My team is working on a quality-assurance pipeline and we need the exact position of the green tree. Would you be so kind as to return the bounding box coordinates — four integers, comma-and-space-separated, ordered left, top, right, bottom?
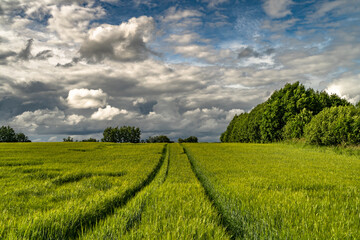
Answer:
304, 106, 359, 145
146, 135, 171, 143
179, 136, 198, 143
16, 133, 30, 142
221, 82, 351, 143
81, 138, 98, 142
63, 136, 74, 142
283, 108, 313, 139
0, 126, 17, 142
102, 126, 141, 143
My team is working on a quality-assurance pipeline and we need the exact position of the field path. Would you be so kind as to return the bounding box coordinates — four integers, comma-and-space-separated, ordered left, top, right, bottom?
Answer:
80, 143, 230, 239
13, 144, 168, 240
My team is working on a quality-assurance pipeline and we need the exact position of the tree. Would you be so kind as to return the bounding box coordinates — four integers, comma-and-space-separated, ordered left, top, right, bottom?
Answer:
102, 126, 141, 143
0, 126, 17, 142
0, 126, 30, 142
283, 108, 313, 139
81, 138, 98, 142
304, 106, 360, 146
146, 135, 171, 143
178, 136, 198, 143
16, 133, 31, 142
356, 101, 360, 108
63, 136, 74, 142
221, 82, 351, 143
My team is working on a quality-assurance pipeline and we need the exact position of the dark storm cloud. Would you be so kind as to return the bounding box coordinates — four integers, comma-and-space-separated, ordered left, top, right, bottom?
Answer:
12, 81, 57, 94
238, 47, 260, 58
35, 50, 53, 60
0, 51, 16, 59
15, 39, 54, 62
138, 100, 157, 115
238, 47, 275, 59
18, 39, 33, 60
0, 80, 65, 122
56, 58, 80, 68
265, 48, 275, 55
0, 51, 16, 64
79, 35, 158, 63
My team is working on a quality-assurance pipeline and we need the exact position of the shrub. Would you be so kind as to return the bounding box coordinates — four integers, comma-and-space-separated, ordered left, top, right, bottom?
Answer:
304, 106, 360, 145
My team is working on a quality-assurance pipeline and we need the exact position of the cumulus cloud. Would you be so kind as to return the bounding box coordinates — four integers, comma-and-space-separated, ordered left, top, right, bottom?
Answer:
79, 16, 156, 62
263, 0, 293, 18
66, 88, 107, 109
48, 4, 105, 43
133, 97, 147, 105
326, 73, 360, 104
11, 108, 85, 132
91, 105, 127, 120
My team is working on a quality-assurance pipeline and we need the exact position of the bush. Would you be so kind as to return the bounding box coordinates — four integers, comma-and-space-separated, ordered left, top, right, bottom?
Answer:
63, 136, 74, 142
146, 135, 171, 143
304, 106, 360, 145
178, 136, 198, 143
81, 138, 98, 142
283, 108, 313, 139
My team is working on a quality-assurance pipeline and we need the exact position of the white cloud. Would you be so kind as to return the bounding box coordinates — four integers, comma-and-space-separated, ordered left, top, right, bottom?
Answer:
80, 16, 155, 62
202, 0, 229, 8
11, 108, 85, 132
166, 33, 201, 45
48, 4, 105, 43
91, 105, 127, 120
67, 88, 107, 109
133, 97, 147, 106
66, 114, 86, 125
162, 7, 203, 22
326, 73, 360, 104
263, 0, 293, 18
312, 0, 345, 18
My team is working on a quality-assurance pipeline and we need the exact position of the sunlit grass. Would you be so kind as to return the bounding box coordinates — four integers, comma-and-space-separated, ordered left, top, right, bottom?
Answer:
0, 142, 165, 239
82, 143, 230, 239
183, 143, 360, 239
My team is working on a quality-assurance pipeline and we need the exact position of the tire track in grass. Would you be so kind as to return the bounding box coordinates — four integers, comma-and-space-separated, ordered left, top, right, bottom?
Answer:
121, 144, 170, 233
79, 144, 171, 239
18, 144, 168, 240
183, 145, 244, 240
119, 143, 230, 239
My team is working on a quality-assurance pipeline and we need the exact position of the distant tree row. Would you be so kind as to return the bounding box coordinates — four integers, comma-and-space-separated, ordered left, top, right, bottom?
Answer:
221, 82, 357, 146
63, 137, 98, 142
178, 136, 198, 143
102, 126, 141, 143
0, 126, 31, 142
146, 135, 171, 143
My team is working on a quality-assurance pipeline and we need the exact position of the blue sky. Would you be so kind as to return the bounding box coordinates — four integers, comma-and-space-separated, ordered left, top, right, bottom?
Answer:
0, 0, 359, 141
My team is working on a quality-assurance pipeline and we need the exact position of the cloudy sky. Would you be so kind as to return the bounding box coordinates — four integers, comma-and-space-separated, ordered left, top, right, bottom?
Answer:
0, 0, 359, 142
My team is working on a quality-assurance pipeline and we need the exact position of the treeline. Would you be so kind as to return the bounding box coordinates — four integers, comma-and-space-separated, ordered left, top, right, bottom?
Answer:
0, 126, 31, 142
221, 82, 359, 146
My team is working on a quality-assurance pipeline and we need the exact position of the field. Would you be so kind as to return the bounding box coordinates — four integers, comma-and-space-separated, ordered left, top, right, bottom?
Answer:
0, 142, 360, 239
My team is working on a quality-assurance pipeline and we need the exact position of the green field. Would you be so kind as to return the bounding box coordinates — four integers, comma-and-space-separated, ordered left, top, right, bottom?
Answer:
1, 143, 360, 239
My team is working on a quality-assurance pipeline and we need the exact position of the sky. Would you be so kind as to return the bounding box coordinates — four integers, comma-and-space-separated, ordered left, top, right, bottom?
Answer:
0, 0, 359, 142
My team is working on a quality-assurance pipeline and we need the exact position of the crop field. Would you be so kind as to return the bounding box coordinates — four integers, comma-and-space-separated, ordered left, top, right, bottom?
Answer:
0, 142, 360, 239
183, 143, 360, 239
0, 143, 165, 239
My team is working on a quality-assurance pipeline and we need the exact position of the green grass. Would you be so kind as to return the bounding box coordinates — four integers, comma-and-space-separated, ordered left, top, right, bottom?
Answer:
183, 143, 360, 239
81, 143, 230, 239
1, 142, 360, 239
0, 142, 166, 239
